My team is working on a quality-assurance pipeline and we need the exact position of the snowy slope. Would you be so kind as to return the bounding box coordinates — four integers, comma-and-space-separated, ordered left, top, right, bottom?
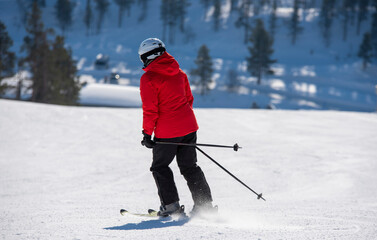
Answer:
79, 83, 141, 107
1, 99, 377, 239
0, 0, 376, 111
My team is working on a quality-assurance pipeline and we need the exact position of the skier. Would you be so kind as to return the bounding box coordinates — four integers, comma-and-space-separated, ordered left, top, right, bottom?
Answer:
138, 38, 215, 216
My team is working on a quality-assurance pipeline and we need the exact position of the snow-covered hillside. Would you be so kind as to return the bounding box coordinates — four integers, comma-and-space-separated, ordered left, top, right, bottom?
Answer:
0, 0, 376, 111
1, 99, 377, 239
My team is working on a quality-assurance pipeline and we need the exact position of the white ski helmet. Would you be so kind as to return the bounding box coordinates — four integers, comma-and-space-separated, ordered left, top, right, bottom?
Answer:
138, 38, 166, 65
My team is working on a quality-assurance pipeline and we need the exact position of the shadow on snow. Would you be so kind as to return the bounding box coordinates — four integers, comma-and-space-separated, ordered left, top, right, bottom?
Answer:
104, 218, 190, 231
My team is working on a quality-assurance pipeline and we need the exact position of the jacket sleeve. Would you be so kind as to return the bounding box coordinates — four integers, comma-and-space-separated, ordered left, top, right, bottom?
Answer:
184, 74, 194, 108
140, 74, 159, 135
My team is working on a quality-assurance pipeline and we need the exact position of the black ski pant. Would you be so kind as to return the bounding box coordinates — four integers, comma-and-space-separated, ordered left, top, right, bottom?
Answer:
151, 131, 213, 206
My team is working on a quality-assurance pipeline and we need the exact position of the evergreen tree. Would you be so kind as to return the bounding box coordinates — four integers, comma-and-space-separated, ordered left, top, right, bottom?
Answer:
226, 69, 240, 92
94, 0, 110, 34
137, 0, 149, 22
160, 0, 168, 41
0, 21, 16, 95
371, 5, 377, 58
246, 19, 276, 85
269, 0, 278, 37
19, 1, 52, 102
55, 0, 74, 35
167, 0, 178, 44
176, 0, 190, 32
347, 0, 358, 26
289, 0, 303, 45
235, 0, 252, 44
16, 0, 28, 26
84, 0, 93, 35
160, 0, 176, 43
357, 0, 369, 35
160, 0, 188, 44
358, 32, 373, 69
191, 45, 214, 95
113, 0, 134, 28
16, 0, 46, 27
19, 2, 80, 104
340, 0, 353, 41
213, 0, 222, 31
319, 0, 336, 47
47, 36, 80, 105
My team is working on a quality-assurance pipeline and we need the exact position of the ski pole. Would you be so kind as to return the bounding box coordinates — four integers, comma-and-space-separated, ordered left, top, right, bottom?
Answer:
155, 142, 241, 151
195, 146, 266, 201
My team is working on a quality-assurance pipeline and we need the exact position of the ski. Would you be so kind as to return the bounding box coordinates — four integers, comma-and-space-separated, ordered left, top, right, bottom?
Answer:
120, 208, 159, 217
120, 206, 186, 218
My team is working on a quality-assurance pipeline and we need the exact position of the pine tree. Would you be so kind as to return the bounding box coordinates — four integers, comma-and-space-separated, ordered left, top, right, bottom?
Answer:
19, 2, 80, 104
356, 0, 369, 35
226, 69, 240, 92
269, 0, 278, 37
340, 0, 353, 41
47, 36, 80, 105
235, 0, 252, 44
55, 0, 74, 35
19, 1, 52, 102
113, 0, 134, 28
160, 0, 169, 41
29, 0, 47, 8
319, 0, 336, 47
213, 0, 222, 31
176, 0, 190, 32
290, 0, 303, 45
167, 1, 177, 44
137, 0, 149, 22
0, 21, 16, 95
160, 0, 188, 44
160, 0, 177, 43
84, 0, 93, 35
358, 32, 373, 69
348, 0, 358, 26
16, 0, 28, 26
94, 0, 110, 34
371, 1, 377, 58
247, 19, 276, 85
191, 45, 214, 95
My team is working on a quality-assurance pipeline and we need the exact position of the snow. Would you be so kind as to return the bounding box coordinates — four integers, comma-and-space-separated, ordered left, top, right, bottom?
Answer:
1, 99, 377, 239
79, 83, 141, 108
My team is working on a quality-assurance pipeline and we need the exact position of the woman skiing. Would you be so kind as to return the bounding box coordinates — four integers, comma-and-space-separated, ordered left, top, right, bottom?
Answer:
138, 38, 215, 216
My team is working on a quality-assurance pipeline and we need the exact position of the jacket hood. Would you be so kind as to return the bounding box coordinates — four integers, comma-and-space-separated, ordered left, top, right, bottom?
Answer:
143, 52, 180, 76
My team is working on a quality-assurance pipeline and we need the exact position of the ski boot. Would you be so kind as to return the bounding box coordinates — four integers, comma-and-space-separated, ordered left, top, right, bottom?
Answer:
157, 202, 186, 217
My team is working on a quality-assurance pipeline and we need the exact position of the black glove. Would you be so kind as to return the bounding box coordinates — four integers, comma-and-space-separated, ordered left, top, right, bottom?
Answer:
141, 131, 155, 149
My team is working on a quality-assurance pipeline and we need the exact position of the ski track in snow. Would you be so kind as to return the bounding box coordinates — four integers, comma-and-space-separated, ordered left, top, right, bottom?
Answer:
1, 99, 377, 239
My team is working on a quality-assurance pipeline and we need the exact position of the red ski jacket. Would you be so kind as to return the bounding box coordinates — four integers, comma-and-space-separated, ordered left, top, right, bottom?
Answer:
140, 52, 199, 138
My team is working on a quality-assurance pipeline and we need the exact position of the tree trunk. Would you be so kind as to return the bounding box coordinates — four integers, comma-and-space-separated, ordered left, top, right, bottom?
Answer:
257, 71, 261, 85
